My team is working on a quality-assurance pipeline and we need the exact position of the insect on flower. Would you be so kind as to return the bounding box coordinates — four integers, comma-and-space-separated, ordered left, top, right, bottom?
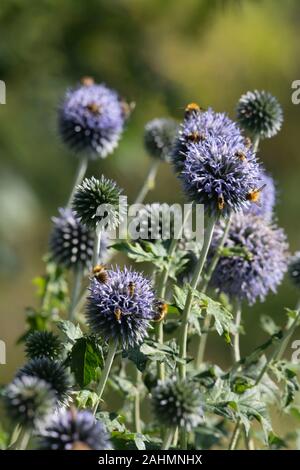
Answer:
93, 264, 108, 284
187, 131, 206, 143
114, 307, 122, 323
217, 194, 225, 211
235, 150, 247, 162
86, 102, 101, 114
247, 184, 267, 205
184, 102, 202, 117
128, 281, 135, 296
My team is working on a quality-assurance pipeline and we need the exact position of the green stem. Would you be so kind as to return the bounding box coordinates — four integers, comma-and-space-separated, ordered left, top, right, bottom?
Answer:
134, 160, 160, 205
161, 427, 175, 450
252, 135, 260, 153
67, 156, 88, 207
195, 214, 232, 367
93, 340, 118, 415
93, 226, 102, 267
228, 421, 241, 450
68, 267, 83, 321
134, 370, 142, 434
233, 300, 242, 363
178, 217, 216, 379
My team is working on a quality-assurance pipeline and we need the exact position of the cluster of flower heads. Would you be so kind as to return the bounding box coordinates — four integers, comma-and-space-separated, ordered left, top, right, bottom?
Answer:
38, 408, 111, 450
208, 214, 289, 305
151, 377, 204, 431
86, 266, 155, 349
237, 90, 283, 139
59, 78, 128, 158
144, 118, 178, 162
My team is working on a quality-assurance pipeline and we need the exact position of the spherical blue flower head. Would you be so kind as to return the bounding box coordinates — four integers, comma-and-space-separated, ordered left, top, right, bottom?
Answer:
172, 107, 245, 173
244, 170, 276, 222
4, 376, 56, 429
209, 214, 289, 305
39, 408, 111, 450
86, 267, 155, 349
181, 136, 261, 218
59, 79, 125, 158
288, 252, 300, 289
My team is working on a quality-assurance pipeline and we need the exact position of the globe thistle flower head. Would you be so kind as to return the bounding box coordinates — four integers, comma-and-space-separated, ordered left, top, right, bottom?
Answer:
58, 78, 126, 158
172, 107, 244, 173
4, 376, 55, 429
25, 331, 62, 361
38, 408, 111, 450
72, 176, 124, 231
209, 214, 289, 305
17, 358, 72, 406
144, 118, 178, 162
288, 252, 300, 289
237, 90, 283, 139
86, 266, 155, 349
181, 136, 261, 218
151, 377, 204, 431
49, 208, 96, 270
244, 170, 276, 222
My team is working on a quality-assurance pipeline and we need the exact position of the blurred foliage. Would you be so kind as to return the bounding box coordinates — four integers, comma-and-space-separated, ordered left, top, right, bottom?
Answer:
0, 2, 300, 434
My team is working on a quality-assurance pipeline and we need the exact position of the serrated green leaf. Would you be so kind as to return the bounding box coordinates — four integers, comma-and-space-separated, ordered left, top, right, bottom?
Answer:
70, 336, 103, 387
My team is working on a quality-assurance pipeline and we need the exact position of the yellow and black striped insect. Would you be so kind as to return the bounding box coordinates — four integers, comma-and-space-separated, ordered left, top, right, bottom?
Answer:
128, 281, 136, 297
86, 102, 101, 114
246, 184, 267, 205
184, 102, 202, 118
114, 307, 122, 323
235, 150, 247, 162
153, 300, 168, 322
187, 131, 206, 143
92, 264, 108, 284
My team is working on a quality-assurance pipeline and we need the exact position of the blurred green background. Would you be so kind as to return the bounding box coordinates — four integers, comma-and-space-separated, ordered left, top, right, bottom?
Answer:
0, 0, 300, 421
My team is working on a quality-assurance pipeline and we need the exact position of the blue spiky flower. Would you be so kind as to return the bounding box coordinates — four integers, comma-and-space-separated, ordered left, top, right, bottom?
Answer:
172, 106, 245, 173
17, 358, 72, 406
49, 208, 97, 270
59, 78, 127, 158
288, 252, 300, 289
144, 118, 178, 162
25, 331, 62, 361
87, 267, 155, 349
244, 170, 276, 222
237, 90, 283, 139
4, 376, 55, 429
181, 136, 261, 218
208, 214, 289, 305
151, 377, 204, 431
72, 176, 124, 231
38, 408, 111, 450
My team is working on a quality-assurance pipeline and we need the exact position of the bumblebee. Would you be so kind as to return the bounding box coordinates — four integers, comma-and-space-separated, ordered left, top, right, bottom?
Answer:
71, 441, 91, 450
81, 76, 94, 86
184, 102, 202, 117
153, 300, 168, 322
114, 307, 122, 323
235, 150, 247, 162
128, 281, 135, 296
187, 131, 206, 143
217, 194, 225, 211
246, 184, 267, 205
86, 102, 101, 114
93, 264, 108, 284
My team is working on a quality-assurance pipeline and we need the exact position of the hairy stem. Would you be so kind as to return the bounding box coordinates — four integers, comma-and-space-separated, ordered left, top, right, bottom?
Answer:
67, 156, 88, 207
68, 267, 83, 321
195, 214, 232, 367
93, 340, 118, 415
134, 160, 160, 205
161, 427, 175, 450
178, 217, 216, 379
233, 300, 242, 363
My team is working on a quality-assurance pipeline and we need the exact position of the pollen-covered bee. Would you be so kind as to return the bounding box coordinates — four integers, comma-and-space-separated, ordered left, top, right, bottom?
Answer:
93, 264, 108, 284
71, 441, 92, 451
86, 102, 101, 114
246, 184, 267, 205
217, 194, 225, 211
235, 150, 247, 162
128, 281, 135, 296
184, 102, 202, 117
114, 307, 122, 323
153, 300, 168, 322
81, 76, 94, 86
